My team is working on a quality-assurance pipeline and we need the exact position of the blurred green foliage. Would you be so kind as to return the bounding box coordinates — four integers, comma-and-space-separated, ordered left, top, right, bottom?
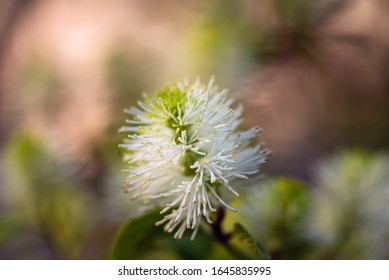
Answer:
240, 178, 311, 259
1, 134, 90, 259
312, 149, 389, 259
239, 150, 389, 260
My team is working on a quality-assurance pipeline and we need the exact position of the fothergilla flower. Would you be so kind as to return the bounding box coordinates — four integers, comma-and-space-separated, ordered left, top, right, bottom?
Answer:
119, 78, 269, 239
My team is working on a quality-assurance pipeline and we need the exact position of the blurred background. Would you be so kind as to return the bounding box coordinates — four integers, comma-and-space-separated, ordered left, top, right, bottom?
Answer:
1, 0, 389, 259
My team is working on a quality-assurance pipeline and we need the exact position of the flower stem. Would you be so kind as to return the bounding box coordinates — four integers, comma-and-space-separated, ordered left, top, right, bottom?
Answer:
210, 207, 251, 260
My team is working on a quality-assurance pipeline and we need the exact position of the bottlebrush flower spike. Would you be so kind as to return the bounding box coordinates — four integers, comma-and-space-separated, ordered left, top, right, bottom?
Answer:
119, 78, 269, 239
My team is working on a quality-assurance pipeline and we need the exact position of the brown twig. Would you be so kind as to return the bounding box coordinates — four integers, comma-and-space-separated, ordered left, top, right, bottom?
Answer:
210, 207, 251, 260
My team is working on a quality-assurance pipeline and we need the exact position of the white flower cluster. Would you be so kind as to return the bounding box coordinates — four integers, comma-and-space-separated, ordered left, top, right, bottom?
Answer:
120, 78, 269, 239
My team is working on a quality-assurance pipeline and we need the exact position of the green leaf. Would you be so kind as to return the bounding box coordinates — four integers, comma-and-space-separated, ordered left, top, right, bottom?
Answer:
169, 227, 213, 260
111, 209, 166, 260
233, 223, 270, 259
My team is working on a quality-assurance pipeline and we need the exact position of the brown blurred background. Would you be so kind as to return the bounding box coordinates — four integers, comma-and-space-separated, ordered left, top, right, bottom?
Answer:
0, 0, 389, 259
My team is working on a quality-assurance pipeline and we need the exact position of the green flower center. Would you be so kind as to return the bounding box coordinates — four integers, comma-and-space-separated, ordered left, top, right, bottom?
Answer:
149, 85, 188, 118
181, 150, 205, 176
150, 86, 206, 176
